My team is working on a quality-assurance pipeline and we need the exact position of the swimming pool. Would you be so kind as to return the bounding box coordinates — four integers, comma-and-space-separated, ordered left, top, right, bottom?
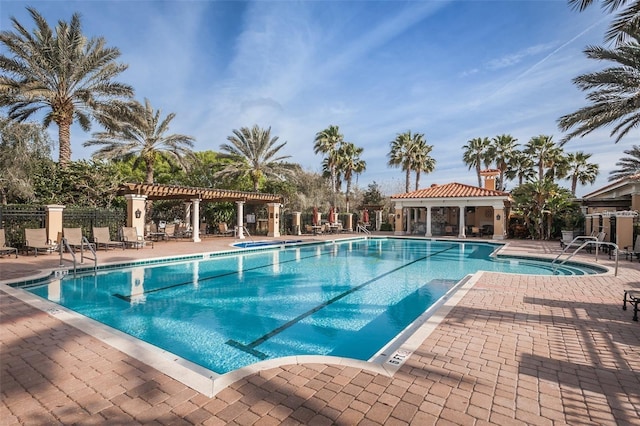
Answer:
14, 238, 604, 375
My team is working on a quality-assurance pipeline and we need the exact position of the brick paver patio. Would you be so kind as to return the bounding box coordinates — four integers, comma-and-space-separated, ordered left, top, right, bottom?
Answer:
1, 237, 639, 425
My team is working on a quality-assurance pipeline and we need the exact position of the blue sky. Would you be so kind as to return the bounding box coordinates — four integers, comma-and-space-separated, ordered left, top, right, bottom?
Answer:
1, 0, 633, 196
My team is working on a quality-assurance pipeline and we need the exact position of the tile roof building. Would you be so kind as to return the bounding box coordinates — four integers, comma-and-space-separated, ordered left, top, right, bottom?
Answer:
390, 171, 512, 239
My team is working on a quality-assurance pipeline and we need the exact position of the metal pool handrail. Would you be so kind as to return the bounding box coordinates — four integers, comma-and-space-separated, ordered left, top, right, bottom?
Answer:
552, 237, 619, 276
58, 236, 98, 277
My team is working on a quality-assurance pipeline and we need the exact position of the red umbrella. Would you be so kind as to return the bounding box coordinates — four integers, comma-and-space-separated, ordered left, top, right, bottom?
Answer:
362, 209, 369, 224
312, 207, 318, 225
328, 207, 335, 224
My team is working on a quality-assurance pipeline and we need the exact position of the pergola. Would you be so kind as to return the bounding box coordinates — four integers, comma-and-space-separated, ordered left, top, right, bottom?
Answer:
118, 183, 284, 241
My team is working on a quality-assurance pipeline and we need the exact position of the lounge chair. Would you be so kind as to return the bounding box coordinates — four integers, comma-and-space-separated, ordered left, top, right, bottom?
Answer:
617, 235, 640, 261
121, 226, 152, 249
218, 222, 235, 237
0, 229, 18, 258
92, 227, 125, 250
471, 226, 482, 237
24, 228, 57, 256
63, 227, 95, 252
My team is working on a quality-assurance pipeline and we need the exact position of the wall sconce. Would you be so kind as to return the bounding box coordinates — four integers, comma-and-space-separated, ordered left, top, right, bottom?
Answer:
135, 208, 142, 219
496, 214, 501, 221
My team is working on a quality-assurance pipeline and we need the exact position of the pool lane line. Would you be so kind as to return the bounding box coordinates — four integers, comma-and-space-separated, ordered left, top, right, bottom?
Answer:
225, 244, 457, 360
112, 239, 438, 301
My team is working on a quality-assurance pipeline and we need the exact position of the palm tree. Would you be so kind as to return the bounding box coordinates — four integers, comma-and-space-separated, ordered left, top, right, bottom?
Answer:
388, 131, 418, 193
410, 136, 436, 191
568, 0, 640, 44
488, 134, 518, 190
557, 25, 640, 144
523, 135, 565, 181
217, 125, 295, 192
314, 125, 343, 198
462, 137, 491, 187
609, 145, 640, 180
84, 99, 195, 184
505, 150, 536, 186
336, 142, 366, 212
0, 7, 133, 166
565, 151, 599, 194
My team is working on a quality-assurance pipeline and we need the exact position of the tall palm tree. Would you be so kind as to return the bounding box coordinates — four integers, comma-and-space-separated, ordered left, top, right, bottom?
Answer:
0, 7, 133, 166
609, 144, 640, 180
557, 25, 640, 144
462, 137, 491, 187
488, 134, 518, 190
314, 125, 343, 198
568, 0, 640, 44
523, 135, 565, 181
84, 99, 194, 184
565, 151, 599, 194
336, 142, 366, 212
410, 136, 436, 191
388, 131, 417, 193
217, 125, 295, 192
505, 150, 536, 186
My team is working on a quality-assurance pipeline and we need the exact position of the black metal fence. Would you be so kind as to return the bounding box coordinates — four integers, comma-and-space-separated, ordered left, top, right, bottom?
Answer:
0, 205, 126, 249
63, 207, 126, 241
0, 205, 46, 248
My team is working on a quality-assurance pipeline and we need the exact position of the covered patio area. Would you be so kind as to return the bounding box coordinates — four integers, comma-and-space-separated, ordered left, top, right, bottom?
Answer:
390, 179, 511, 240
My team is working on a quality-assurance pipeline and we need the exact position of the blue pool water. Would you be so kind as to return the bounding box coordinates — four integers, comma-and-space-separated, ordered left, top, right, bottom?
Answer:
19, 238, 604, 374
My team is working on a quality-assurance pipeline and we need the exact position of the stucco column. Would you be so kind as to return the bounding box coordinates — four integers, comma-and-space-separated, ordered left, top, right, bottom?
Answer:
345, 213, 353, 232
125, 194, 147, 236
236, 201, 245, 239
292, 212, 301, 235
406, 209, 412, 235
425, 206, 432, 237
267, 203, 281, 237
375, 210, 383, 231
493, 207, 505, 240
191, 198, 201, 243
45, 204, 64, 244
458, 205, 466, 238
616, 213, 634, 249
394, 208, 404, 235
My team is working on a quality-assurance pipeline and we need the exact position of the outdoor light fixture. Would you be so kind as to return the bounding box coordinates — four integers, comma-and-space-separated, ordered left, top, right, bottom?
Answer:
135, 209, 142, 219
496, 214, 501, 221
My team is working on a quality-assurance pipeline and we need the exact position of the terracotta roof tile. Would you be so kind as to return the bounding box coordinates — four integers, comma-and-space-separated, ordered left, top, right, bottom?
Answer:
390, 182, 509, 199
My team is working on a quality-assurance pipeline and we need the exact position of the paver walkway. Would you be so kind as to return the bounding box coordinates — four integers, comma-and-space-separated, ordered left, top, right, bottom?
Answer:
1, 238, 639, 425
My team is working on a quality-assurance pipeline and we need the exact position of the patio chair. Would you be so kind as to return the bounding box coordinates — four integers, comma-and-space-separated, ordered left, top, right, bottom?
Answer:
92, 227, 125, 250
63, 227, 95, 252
0, 229, 18, 258
24, 228, 57, 256
617, 235, 640, 261
218, 222, 235, 237
121, 226, 152, 249
163, 223, 177, 239
471, 226, 482, 237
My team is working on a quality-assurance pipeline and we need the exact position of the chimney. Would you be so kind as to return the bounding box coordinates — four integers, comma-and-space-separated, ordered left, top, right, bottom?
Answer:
479, 169, 500, 190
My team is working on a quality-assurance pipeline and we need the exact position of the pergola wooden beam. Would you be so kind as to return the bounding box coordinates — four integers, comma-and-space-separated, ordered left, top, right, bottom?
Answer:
118, 183, 283, 204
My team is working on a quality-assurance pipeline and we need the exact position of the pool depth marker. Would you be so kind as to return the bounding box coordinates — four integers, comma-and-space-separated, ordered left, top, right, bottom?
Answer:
226, 244, 457, 360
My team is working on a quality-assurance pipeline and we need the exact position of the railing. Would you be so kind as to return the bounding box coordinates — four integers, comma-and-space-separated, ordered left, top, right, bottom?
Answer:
59, 237, 98, 277
552, 236, 619, 276
356, 224, 371, 234
236, 225, 254, 242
